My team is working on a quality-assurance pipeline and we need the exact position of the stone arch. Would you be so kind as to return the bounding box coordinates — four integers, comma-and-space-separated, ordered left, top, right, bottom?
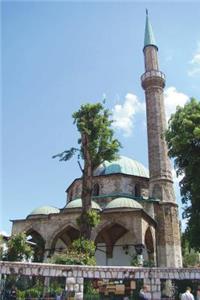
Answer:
144, 226, 154, 262
25, 228, 45, 262
95, 221, 132, 258
94, 219, 134, 239
50, 224, 80, 254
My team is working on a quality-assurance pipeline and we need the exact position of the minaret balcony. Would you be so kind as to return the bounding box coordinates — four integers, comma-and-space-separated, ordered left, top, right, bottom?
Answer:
141, 70, 165, 89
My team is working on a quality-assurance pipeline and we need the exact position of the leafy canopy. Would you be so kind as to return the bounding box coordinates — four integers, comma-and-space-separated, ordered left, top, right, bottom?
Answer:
53, 102, 121, 170
165, 98, 200, 250
50, 238, 96, 266
3, 232, 33, 261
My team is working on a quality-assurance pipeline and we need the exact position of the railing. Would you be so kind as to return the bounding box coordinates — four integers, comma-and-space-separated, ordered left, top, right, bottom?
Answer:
141, 70, 165, 82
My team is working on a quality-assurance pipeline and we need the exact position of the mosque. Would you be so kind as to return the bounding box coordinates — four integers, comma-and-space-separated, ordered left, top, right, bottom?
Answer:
11, 12, 182, 267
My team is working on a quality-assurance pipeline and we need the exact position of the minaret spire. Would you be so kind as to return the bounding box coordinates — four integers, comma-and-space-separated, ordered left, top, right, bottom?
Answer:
144, 10, 157, 50
141, 11, 182, 267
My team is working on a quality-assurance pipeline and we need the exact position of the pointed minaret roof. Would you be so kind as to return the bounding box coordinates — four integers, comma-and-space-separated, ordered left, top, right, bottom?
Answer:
144, 9, 158, 50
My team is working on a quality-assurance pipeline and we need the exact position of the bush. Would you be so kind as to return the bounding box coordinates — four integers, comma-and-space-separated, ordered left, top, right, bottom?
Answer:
50, 237, 96, 266
17, 290, 26, 300
77, 210, 100, 228
72, 238, 96, 257
50, 250, 96, 266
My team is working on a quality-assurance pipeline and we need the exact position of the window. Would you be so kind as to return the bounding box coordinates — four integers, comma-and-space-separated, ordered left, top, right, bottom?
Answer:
93, 183, 100, 196
135, 183, 140, 197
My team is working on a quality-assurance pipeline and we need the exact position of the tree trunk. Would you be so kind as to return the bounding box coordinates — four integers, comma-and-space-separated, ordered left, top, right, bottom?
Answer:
80, 133, 93, 239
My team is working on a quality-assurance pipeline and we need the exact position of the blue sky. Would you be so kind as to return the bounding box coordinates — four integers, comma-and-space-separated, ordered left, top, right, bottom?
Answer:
1, 1, 200, 235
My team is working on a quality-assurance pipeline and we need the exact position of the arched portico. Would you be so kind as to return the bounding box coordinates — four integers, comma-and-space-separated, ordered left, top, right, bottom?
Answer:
95, 221, 138, 266
144, 226, 155, 264
25, 229, 45, 262
50, 225, 80, 254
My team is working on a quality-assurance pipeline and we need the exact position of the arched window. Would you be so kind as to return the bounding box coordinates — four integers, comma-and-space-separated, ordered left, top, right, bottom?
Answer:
93, 183, 100, 196
135, 183, 140, 197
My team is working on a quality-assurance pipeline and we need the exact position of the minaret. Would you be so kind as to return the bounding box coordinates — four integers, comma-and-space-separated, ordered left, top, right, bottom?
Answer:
141, 10, 182, 267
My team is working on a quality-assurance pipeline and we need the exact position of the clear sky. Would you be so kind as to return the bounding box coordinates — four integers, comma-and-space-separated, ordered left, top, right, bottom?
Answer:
1, 1, 200, 235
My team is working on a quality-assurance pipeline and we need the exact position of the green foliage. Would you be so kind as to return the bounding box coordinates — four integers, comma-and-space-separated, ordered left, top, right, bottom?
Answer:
77, 210, 100, 228
143, 260, 155, 267
17, 290, 26, 300
15, 275, 33, 291
130, 255, 155, 267
130, 255, 140, 266
165, 98, 200, 250
183, 250, 200, 267
0, 234, 4, 259
72, 238, 96, 257
50, 238, 96, 266
72, 102, 121, 170
84, 279, 99, 295
181, 232, 200, 267
26, 288, 39, 297
53, 102, 121, 170
50, 250, 96, 266
3, 232, 33, 262
50, 251, 84, 265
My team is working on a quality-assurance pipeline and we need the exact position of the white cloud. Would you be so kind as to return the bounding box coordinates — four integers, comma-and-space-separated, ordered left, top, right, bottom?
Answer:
172, 168, 184, 185
0, 230, 9, 237
164, 86, 189, 121
112, 87, 188, 136
188, 43, 200, 77
112, 93, 145, 136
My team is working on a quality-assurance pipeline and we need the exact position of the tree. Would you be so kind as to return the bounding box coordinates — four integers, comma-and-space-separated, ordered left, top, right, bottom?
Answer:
165, 98, 200, 250
0, 234, 4, 259
181, 232, 200, 267
53, 102, 121, 239
3, 232, 33, 261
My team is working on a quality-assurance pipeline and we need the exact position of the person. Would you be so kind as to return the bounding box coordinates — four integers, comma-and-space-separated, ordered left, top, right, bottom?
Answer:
196, 287, 200, 300
181, 287, 194, 300
138, 285, 149, 300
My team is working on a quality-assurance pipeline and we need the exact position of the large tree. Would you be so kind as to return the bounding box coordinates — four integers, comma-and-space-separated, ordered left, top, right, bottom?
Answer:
53, 102, 121, 239
165, 98, 200, 250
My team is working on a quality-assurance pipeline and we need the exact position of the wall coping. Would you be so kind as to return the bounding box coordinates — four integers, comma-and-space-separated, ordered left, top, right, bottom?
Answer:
0, 261, 200, 280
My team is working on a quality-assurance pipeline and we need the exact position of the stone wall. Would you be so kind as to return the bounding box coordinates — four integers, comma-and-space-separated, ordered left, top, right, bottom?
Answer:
1, 261, 200, 299
67, 174, 149, 205
12, 208, 157, 266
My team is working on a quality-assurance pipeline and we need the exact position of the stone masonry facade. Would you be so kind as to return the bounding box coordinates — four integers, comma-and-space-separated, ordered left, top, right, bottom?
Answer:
141, 25, 182, 267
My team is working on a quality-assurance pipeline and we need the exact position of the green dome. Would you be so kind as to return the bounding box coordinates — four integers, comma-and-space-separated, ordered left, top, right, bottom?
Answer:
29, 206, 60, 216
66, 198, 101, 211
94, 156, 149, 178
105, 197, 143, 210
